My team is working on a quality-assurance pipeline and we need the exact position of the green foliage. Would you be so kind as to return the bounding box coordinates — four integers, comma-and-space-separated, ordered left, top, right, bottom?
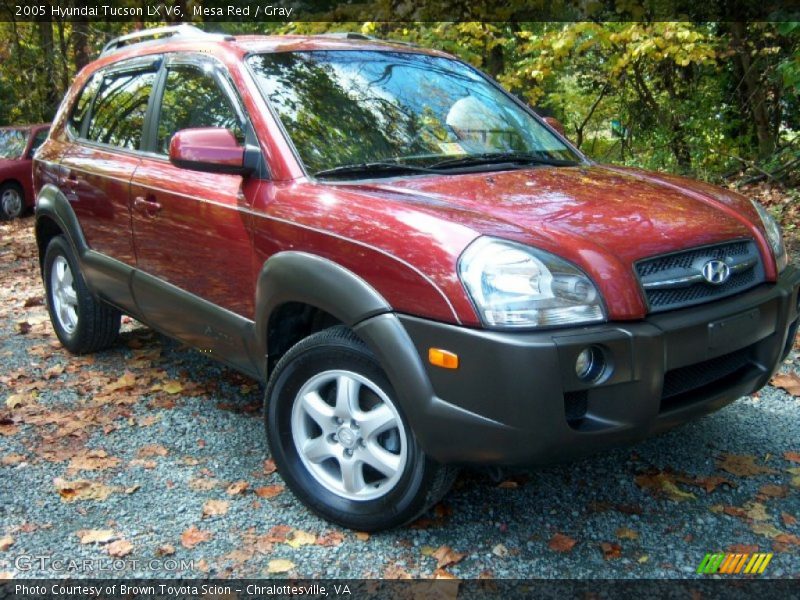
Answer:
1, 19, 797, 184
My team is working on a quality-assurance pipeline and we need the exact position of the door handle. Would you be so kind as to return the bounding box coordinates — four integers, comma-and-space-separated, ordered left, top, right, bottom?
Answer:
133, 195, 162, 217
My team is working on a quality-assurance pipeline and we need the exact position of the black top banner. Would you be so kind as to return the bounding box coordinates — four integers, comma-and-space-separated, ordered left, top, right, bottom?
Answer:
1, 0, 799, 22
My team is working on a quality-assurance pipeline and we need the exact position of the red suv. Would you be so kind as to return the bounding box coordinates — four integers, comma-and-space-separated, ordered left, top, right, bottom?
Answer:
34, 26, 800, 531
0, 123, 50, 219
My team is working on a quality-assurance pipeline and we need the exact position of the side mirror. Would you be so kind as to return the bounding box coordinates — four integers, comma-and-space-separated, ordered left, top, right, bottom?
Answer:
542, 116, 567, 138
169, 128, 249, 175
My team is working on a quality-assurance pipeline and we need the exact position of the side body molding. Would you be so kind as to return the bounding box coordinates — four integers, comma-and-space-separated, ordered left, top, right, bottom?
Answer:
254, 251, 392, 365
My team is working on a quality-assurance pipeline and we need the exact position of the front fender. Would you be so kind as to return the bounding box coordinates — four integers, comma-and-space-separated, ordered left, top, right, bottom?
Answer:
254, 251, 392, 362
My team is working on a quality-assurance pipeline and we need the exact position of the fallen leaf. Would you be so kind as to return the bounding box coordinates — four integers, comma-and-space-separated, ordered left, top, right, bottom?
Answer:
758, 484, 788, 499
263, 459, 277, 475
137, 445, 168, 458
226, 480, 249, 495
286, 530, 316, 548
161, 381, 183, 395
781, 512, 797, 527
548, 533, 577, 552
77, 529, 116, 545
202, 500, 229, 517
433, 568, 458, 579
384, 564, 413, 579
104, 372, 136, 392
784, 451, 800, 464
267, 559, 295, 574
773, 533, 800, 547
54, 478, 117, 502
728, 544, 759, 554
254, 485, 284, 499
107, 540, 133, 557
180, 526, 212, 549
156, 544, 175, 556
751, 522, 783, 538
316, 531, 344, 547
128, 459, 156, 469
616, 527, 639, 540
771, 373, 800, 396
264, 525, 292, 543
1, 454, 27, 466
497, 480, 518, 489
432, 545, 466, 569
125, 484, 140, 495
716, 454, 777, 477
491, 543, 508, 558
635, 471, 696, 501
5, 393, 33, 410
188, 478, 219, 491
0, 536, 14, 551
68, 449, 120, 472
600, 542, 622, 560
638, 555, 649, 563
744, 502, 771, 522
355, 531, 370, 541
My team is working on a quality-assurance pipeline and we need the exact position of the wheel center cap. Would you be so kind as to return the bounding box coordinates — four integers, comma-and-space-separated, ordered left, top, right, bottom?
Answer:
336, 426, 357, 449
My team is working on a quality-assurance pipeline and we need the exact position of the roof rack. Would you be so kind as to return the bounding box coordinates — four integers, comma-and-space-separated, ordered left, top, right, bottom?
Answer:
313, 32, 418, 47
100, 24, 232, 56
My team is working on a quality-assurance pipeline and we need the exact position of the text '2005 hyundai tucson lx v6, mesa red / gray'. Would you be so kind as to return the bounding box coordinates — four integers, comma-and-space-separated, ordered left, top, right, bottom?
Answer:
33, 26, 800, 531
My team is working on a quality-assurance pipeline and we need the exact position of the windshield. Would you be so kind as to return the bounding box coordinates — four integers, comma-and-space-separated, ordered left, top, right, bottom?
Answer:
0, 129, 28, 159
247, 50, 581, 177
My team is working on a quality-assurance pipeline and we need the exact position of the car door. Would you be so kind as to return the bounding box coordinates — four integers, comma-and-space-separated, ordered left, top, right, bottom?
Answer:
129, 55, 262, 368
58, 58, 159, 308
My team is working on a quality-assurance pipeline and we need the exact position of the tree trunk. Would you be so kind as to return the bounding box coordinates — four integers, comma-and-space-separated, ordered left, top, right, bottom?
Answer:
37, 22, 59, 120
71, 1, 91, 73
729, 22, 775, 159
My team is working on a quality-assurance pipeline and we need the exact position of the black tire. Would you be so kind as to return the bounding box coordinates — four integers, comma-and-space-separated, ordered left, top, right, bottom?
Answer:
265, 326, 457, 531
43, 235, 120, 354
0, 182, 25, 220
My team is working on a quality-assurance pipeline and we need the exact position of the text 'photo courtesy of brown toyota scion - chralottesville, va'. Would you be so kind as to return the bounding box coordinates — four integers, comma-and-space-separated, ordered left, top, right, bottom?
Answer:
30, 25, 800, 531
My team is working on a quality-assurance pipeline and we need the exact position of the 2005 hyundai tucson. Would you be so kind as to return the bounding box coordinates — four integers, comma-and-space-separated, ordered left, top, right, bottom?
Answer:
33, 26, 800, 530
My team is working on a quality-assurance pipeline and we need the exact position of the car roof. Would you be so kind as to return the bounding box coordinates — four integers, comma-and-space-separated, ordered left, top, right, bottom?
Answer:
94, 31, 451, 68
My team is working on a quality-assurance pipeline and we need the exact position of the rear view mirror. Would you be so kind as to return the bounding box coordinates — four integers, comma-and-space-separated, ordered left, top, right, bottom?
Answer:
169, 128, 250, 175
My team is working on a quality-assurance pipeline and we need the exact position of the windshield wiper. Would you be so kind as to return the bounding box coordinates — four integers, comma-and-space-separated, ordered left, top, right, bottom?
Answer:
313, 161, 441, 179
429, 153, 579, 170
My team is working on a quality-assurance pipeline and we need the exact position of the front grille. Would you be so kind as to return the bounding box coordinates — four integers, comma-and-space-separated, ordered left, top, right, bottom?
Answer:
661, 346, 753, 403
636, 240, 765, 313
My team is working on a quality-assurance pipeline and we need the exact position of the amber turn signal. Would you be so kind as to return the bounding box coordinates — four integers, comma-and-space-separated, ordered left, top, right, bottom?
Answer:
428, 348, 459, 369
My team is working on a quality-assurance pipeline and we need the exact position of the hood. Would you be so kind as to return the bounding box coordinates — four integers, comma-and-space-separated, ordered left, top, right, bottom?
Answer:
333, 164, 771, 320
354, 164, 762, 264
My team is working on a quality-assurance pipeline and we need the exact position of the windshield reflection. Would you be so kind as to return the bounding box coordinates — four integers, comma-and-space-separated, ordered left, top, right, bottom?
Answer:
247, 50, 578, 176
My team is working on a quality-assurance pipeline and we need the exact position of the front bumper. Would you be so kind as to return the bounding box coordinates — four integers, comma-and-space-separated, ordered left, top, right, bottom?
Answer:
362, 266, 800, 466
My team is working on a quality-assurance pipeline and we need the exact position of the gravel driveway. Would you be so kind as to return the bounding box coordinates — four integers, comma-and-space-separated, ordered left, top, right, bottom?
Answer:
1, 217, 799, 580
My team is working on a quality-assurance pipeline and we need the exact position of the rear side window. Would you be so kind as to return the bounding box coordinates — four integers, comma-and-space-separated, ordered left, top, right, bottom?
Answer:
156, 65, 243, 155
67, 74, 102, 138
86, 70, 156, 150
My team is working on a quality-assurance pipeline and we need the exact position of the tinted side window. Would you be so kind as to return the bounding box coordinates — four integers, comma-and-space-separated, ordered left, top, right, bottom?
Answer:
67, 74, 102, 138
87, 70, 156, 150
157, 66, 243, 155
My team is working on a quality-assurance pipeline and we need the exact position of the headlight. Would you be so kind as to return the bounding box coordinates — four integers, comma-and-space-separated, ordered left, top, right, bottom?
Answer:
458, 237, 606, 328
751, 199, 787, 273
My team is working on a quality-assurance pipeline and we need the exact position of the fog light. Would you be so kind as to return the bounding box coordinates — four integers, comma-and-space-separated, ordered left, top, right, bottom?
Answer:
575, 346, 605, 382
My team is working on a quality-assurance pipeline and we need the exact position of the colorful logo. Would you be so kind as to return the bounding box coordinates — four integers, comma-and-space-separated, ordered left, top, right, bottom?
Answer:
697, 552, 773, 575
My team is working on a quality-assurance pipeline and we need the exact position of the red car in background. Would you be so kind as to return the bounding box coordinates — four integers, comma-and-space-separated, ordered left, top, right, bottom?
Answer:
0, 123, 50, 220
